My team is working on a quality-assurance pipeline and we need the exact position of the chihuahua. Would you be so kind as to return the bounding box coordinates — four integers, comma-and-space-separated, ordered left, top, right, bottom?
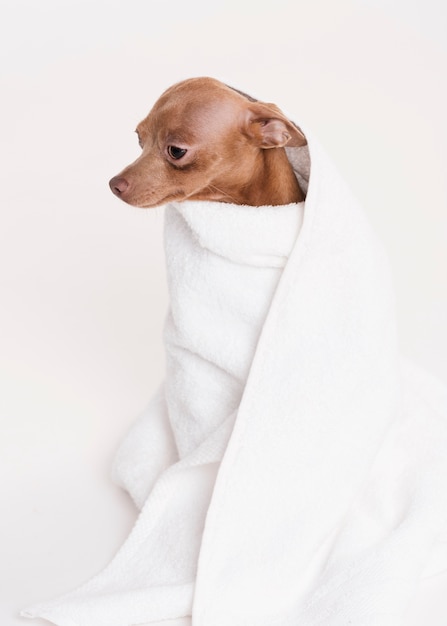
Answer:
109, 77, 307, 207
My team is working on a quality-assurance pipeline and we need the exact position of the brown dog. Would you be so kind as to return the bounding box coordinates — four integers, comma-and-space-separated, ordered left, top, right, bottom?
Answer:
109, 77, 307, 207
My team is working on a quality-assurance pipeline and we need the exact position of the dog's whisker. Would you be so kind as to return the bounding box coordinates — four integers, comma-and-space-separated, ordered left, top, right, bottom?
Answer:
206, 184, 240, 205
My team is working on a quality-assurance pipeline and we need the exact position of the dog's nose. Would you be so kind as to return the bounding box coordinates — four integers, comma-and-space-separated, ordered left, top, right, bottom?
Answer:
109, 176, 129, 196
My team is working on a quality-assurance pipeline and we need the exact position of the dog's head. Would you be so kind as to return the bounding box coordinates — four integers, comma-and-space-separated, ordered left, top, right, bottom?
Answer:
109, 77, 306, 208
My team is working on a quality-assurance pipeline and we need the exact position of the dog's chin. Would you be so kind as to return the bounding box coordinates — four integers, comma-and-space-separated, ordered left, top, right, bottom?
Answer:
131, 192, 187, 209
121, 187, 217, 208
119, 198, 171, 209
132, 200, 165, 209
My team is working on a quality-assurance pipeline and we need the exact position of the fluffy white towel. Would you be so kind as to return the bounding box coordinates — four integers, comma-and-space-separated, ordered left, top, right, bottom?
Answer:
22, 132, 447, 626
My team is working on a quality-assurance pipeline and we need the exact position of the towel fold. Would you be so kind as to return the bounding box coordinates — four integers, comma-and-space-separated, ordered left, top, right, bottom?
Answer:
23, 132, 447, 626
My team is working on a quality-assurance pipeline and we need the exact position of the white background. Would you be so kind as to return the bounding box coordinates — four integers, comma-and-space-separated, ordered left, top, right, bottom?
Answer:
1, 0, 446, 624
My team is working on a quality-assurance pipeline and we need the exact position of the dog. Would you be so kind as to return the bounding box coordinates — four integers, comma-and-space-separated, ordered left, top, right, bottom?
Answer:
109, 77, 307, 207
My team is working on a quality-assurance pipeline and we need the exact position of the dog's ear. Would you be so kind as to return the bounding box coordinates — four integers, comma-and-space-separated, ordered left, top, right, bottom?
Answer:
244, 102, 307, 149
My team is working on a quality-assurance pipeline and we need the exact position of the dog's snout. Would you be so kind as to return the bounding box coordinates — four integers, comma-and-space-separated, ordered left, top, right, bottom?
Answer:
109, 176, 129, 197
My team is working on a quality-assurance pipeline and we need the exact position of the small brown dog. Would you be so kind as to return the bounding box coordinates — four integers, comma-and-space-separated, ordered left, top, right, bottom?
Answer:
109, 77, 307, 207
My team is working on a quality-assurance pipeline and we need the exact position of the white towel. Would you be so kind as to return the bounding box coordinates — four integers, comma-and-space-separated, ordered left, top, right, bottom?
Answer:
22, 132, 447, 626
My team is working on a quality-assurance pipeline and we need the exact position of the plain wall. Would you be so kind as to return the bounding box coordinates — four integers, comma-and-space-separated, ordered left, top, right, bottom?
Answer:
1, 0, 446, 623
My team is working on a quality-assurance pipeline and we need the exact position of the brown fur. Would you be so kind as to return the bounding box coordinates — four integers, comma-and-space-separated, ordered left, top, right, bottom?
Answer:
109, 77, 307, 207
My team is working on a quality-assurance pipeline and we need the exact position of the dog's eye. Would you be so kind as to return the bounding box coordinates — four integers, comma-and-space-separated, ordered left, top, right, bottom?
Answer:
167, 146, 187, 160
